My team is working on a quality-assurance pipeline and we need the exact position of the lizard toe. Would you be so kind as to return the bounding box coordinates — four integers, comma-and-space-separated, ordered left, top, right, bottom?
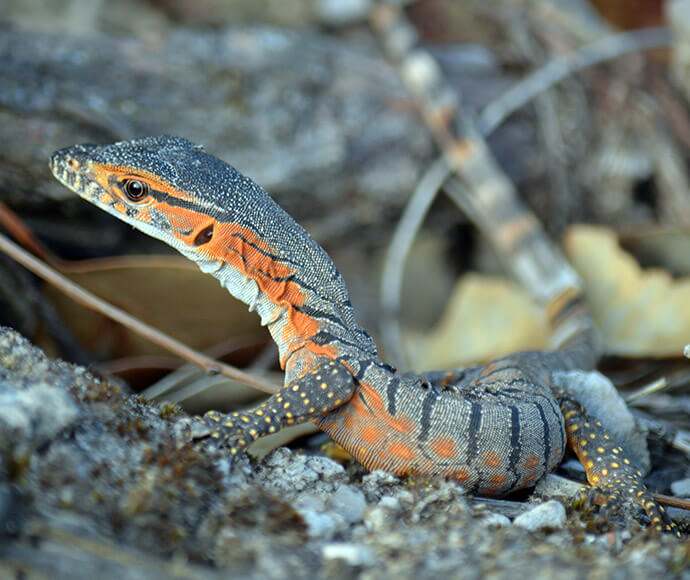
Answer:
573, 483, 678, 536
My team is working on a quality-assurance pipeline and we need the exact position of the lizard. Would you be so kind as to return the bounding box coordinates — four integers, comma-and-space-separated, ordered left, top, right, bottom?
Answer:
50, 136, 678, 535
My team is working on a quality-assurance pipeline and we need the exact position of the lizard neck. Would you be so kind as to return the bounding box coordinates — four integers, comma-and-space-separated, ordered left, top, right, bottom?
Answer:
181, 213, 377, 376
49, 136, 378, 378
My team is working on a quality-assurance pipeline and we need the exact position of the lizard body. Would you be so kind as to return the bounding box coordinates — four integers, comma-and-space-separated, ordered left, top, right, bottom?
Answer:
50, 136, 677, 533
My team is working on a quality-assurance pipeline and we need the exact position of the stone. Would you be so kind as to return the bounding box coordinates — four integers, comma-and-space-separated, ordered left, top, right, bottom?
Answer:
513, 501, 567, 532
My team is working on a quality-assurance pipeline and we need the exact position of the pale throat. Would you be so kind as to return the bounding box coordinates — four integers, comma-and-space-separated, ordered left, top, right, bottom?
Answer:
187, 248, 320, 378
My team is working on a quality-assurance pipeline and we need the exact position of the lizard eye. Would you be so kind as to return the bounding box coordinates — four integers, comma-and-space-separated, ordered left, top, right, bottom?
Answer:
122, 179, 149, 202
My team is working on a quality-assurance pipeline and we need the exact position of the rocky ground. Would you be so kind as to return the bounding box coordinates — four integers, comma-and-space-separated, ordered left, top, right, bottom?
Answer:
0, 327, 687, 579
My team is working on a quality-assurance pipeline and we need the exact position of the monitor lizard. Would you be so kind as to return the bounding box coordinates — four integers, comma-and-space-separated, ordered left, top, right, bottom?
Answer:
50, 135, 678, 535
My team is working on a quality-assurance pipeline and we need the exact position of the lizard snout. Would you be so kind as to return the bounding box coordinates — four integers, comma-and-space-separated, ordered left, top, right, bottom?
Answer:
49, 145, 100, 195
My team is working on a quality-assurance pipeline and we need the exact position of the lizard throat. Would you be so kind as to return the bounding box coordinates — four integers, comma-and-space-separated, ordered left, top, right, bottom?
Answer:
187, 250, 333, 372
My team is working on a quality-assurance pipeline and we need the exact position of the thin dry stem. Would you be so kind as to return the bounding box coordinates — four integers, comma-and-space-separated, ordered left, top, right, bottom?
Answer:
0, 231, 279, 395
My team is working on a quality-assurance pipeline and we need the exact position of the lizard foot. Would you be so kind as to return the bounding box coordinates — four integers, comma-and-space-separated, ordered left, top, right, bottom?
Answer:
572, 480, 678, 537
189, 409, 264, 458
557, 391, 679, 536
189, 359, 357, 460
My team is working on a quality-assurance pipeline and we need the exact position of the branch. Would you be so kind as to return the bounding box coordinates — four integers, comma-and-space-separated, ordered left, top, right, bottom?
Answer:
0, 231, 279, 395
379, 157, 451, 365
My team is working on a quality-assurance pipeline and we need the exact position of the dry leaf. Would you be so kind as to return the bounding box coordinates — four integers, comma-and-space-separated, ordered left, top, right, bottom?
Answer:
45, 255, 263, 359
564, 225, 690, 357
407, 273, 549, 370
408, 225, 690, 370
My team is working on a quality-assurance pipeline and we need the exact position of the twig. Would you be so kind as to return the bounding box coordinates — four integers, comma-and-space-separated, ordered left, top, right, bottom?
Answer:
653, 492, 690, 511
159, 375, 252, 405
380, 157, 451, 366
478, 27, 671, 136
0, 202, 64, 267
142, 335, 272, 400
373, 2, 606, 367
674, 430, 690, 455
625, 376, 669, 404
374, 9, 670, 368
0, 201, 202, 275
0, 231, 279, 395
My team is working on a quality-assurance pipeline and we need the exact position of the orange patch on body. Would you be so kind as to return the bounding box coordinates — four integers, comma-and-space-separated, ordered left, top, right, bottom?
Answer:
485, 451, 502, 468
454, 469, 471, 482
361, 426, 382, 446
210, 222, 297, 291
136, 208, 152, 223
357, 382, 385, 413
489, 474, 506, 484
339, 385, 374, 433
347, 383, 415, 435
521, 471, 540, 487
385, 414, 415, 434
388, 442, 415, 462
204, 221, 338, 364
154, 203, 204, 233
291, 334, 338, 360
355, 384, 415, 435
523, 454, 541, 469
431, 436, 457, 459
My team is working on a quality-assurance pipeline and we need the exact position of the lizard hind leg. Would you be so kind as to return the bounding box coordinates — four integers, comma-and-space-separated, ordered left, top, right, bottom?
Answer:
556, 391, 679, 536
190, 359, 356, 457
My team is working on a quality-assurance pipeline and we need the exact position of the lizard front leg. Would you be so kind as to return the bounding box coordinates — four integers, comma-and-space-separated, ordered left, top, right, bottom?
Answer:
191, 359, 356, 456
556, 391, 679, 536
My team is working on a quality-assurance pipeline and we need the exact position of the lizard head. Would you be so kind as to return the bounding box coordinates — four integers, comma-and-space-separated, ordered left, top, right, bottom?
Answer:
49, 135, 264, 254
51, 135, 379, 367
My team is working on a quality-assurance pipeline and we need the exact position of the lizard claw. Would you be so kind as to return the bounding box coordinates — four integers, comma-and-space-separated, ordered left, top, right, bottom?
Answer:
573, 483, 679, 537
558, 392, 679, 536
188, 414, 219, 439
188, 410, 254, 458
